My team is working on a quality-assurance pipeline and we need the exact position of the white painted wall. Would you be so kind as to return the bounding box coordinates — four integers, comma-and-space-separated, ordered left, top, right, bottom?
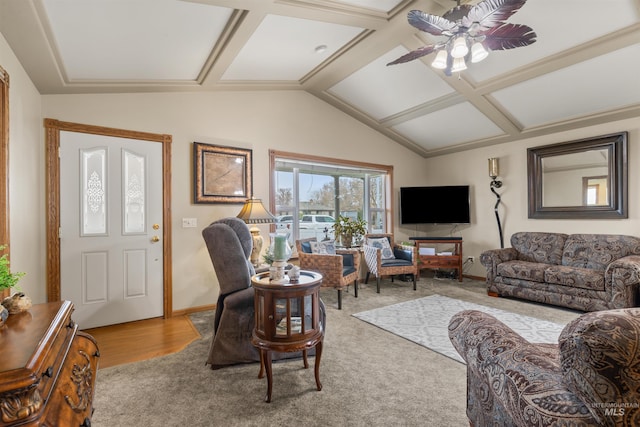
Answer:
40, 90, 428, 311
418, 121, 640, 277
3, 30, 640, 311
0, 33, 46, 304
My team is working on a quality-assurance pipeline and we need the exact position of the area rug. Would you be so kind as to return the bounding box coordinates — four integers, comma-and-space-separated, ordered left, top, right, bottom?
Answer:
352, 294, 565, 363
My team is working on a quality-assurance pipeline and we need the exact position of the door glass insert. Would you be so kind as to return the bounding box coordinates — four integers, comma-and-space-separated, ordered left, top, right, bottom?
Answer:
275, 297, 288, 336
303, 294, 313, 332
123, 149, 146, 234
81, 147, 107, 236
257, 294, 264, 333
291, 297, 302, 334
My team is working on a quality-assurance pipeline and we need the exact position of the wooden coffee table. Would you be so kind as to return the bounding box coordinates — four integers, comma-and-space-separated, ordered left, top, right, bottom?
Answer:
251, 270, 323, 402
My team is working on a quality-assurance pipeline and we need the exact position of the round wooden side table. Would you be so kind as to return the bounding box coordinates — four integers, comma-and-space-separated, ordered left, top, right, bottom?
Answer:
251, 270, 323, 403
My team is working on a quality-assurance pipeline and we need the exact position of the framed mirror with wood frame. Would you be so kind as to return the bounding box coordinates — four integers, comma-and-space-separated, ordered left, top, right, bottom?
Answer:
527, 132, 628, 219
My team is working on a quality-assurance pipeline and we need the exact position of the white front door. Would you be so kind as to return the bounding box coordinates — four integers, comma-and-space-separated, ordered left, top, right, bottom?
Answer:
59, 131, 164, 329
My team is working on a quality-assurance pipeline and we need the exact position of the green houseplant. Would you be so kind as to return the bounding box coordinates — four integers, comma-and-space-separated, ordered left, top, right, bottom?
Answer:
262, 249, 275, 266
0, 246, 24, 294
0, 246, 27, 322
332, 215, 367, 248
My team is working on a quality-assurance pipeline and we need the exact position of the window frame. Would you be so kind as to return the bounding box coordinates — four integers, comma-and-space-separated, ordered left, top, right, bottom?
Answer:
269, 150, 393, 239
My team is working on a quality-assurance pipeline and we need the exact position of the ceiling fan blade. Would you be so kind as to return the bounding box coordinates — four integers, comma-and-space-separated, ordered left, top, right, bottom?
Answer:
387, 45, 438, 65
463, 0, 529, 30
483, 23, 537, 50
442, 4, 472, 23
407, 10, 457, 36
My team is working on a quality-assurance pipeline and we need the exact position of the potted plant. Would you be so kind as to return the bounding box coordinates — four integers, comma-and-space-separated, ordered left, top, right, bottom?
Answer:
332, 215, 367, 248
0, 246, 27, 322
262, 249, 275, 266
0, 246, 24, 295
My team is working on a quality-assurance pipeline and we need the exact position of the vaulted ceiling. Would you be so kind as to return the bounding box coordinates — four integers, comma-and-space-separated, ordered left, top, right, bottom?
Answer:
1, 0, 639, 157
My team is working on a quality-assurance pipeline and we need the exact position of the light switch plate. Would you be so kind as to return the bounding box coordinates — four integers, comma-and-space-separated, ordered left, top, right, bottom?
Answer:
182, 218, 197, 228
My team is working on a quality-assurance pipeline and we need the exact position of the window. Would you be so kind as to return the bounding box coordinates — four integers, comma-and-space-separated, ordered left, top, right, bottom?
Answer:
583, 175, 608, 206
269, 150, 393, 243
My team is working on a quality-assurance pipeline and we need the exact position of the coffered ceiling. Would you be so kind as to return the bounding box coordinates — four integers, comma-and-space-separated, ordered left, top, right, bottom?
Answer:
1, 0, 639, 157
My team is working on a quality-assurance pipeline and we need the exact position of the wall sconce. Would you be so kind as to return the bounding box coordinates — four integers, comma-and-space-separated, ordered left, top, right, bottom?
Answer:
488, 158, 504, 249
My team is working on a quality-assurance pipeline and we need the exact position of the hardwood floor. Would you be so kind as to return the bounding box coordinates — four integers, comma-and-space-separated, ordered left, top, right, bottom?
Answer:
83, 315, 201, 369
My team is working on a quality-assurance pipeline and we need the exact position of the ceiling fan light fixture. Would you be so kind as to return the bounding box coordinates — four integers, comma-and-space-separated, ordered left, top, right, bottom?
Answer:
451, 57, 467, 73
388, 0, 537, 75
450, 36, 469, 58
471, 42, 488, 63
431, 50, 448, 69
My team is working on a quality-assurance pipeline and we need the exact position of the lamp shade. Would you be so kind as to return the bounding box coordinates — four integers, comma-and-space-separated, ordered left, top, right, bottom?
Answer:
451, 36, 469, 58
236, 198, 276, 224
471, 42, 488, 63
431, 50, 448, 69
451, 57, 467, 73
488, 158, 499, 178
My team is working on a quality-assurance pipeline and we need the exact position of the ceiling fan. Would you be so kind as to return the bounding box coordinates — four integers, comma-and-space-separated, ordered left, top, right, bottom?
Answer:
388, 0, 537, 75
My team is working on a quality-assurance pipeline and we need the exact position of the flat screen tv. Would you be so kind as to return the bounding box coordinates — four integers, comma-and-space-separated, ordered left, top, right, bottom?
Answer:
400, 185, 471, 224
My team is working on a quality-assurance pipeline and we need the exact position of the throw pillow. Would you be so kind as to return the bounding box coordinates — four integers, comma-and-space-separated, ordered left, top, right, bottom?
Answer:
310, 240, 336, 255
367, 237, 395, 259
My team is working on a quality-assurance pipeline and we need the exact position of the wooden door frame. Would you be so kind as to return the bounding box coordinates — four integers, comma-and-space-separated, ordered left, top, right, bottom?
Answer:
0, 67, 9, 299
44, 119, 173, 319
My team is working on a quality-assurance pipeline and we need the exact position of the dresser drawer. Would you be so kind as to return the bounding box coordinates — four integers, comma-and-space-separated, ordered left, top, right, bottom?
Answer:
43, 332, 99, 426
37, 315, 76, 406
421, 256, 459, 267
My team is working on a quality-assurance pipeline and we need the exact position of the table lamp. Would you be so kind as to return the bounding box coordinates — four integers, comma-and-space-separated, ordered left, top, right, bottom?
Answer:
236, 198, 277, 267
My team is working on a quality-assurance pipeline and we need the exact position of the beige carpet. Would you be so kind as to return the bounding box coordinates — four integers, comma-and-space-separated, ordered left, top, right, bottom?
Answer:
91, 274, 582, 426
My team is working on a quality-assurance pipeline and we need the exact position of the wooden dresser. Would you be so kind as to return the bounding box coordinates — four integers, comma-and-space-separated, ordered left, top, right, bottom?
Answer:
0, 301, 99, 426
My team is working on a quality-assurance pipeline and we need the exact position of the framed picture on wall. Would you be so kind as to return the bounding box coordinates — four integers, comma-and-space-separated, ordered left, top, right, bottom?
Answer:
193, 142, 252, 204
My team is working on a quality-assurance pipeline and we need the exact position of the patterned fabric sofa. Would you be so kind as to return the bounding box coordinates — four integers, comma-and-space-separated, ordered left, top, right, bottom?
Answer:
448, 308, 640, 427
480, 232, 640, 312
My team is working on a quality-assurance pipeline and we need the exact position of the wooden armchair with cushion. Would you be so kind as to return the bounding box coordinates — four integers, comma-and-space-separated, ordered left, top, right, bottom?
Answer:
362, 233, 417, 293
296, 238, 360, 310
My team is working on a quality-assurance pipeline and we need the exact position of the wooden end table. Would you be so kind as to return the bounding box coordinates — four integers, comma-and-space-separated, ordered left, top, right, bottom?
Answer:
411, 237, 464, 282
251, 270, 323, 403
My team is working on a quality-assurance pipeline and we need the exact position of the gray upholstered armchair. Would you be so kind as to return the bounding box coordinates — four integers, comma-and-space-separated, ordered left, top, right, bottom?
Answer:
203, 217, 326, 369
448, 308, 640, 426
202, 217, 260, 369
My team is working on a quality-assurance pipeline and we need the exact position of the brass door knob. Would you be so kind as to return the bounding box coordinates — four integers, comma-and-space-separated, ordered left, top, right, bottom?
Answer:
151, 236, 160, 242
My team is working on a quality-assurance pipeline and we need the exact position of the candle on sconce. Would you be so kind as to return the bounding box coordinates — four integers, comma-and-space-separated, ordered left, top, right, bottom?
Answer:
488, 158, 499, 178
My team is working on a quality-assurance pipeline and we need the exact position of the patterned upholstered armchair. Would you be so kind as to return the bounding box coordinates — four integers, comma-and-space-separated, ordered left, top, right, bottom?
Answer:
362, 234, 417, 293
449, 308, 640, 427
296, 238, 360, 310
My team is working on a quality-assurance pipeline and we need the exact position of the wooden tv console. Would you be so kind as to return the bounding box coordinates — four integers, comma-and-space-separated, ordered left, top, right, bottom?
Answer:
410, 237, 463, 282
0, 301, 99, 426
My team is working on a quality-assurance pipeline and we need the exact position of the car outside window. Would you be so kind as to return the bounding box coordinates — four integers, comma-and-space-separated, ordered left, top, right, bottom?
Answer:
271, 151, 392, 242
